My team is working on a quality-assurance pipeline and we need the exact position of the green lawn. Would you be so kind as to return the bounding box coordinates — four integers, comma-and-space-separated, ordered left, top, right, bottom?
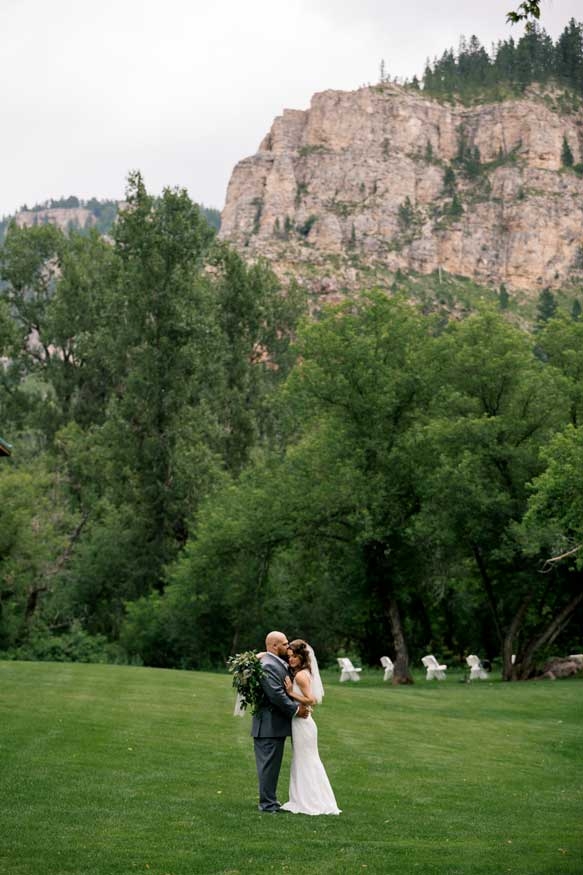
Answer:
1, 661, 581, 875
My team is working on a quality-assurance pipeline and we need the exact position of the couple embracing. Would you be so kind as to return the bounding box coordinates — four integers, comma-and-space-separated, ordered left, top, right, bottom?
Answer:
252, 631, 341, 815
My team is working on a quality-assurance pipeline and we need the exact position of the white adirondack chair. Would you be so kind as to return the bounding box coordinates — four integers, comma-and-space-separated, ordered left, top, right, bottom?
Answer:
422, 654, 447, 680
337, 657, 362, 682
380, 656, 394, 681
466, 654, 489, 680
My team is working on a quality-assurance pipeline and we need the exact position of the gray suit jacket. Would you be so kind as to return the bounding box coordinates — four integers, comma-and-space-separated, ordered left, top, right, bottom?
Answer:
251, 653, 298, 738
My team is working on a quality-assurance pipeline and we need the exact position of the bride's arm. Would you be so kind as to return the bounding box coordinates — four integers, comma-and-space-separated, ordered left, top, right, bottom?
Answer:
284, 670, 316, 705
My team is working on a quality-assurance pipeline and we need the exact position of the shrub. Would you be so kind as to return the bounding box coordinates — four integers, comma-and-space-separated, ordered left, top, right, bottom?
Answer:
1, 621, 119, 664
296, 215, 318, 238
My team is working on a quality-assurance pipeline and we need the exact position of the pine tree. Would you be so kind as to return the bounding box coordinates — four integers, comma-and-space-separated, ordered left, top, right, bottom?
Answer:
571, 298, 582, 321
536, 288, 558, 327
449, 194, 464, 219
561, 135, 574, 168
442, 166, 457, 197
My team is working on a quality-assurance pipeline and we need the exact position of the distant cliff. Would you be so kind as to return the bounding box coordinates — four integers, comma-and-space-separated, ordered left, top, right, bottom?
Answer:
219, 83, 583, 302
3, 200, 220, 241
14, 206, 100, 232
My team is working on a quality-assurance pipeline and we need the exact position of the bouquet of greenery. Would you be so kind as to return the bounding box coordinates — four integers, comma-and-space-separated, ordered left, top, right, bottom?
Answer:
227, 650, 266, 716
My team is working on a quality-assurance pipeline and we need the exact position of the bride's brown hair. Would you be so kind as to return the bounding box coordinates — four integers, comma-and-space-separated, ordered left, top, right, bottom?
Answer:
287, 639, 312, 675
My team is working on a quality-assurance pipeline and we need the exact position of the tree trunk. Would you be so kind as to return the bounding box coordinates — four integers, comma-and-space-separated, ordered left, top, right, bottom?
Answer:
515, 587, 583, 679
471, 541, 503, 645
388, 596, 413, 684
502, 591, 533, 680
363, 539, 414, 683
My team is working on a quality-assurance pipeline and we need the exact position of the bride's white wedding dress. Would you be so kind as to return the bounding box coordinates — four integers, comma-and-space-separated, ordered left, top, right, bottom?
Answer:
282, 682, 341, 816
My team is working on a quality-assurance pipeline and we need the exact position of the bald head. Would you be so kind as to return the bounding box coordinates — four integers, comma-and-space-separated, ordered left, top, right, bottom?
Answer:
265, 630, 289, 658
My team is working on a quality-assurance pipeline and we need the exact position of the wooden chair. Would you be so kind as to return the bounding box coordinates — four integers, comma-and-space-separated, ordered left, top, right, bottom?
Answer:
380, 656, 394, 681
421, 654, 447, 680
337, 657, 362, 682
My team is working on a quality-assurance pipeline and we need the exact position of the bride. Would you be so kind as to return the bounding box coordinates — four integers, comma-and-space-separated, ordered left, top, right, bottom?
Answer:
281, 639, 341, 816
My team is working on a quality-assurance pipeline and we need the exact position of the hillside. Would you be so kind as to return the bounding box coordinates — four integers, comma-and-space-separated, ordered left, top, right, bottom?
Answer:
219, 82, 583, 306
0, 198, 220, 241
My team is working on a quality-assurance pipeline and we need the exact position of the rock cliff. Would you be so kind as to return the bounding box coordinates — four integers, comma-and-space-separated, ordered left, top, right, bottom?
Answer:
220, 84, 583, 301
15, 207, 97, 232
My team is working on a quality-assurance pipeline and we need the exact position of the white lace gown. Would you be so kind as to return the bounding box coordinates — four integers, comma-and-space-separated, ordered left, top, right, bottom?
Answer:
282, 684, 341, 815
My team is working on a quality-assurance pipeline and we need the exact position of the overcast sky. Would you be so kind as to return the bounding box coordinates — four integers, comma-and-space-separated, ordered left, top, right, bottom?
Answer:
1, 0, 579, 217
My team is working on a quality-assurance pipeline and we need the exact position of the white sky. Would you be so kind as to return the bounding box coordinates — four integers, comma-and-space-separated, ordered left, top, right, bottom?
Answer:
1, 0, 579, 217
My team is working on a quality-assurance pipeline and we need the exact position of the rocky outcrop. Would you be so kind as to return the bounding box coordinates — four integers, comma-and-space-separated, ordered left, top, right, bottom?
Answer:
539, 654, 583, 679
220, 84, 583, 299
15, 207, 97, 232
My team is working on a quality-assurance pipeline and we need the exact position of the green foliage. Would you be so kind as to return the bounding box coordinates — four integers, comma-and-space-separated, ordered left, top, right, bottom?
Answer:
507, 1, 541, 27
2, 620, 116, 663
397, 196, 416, 230
536, 316, 583, 426
251, 197, 263, 234
227, 650, 266, 714
536, 287, 558, 327
161, 299, 582, 677
0, 173, 305, 656
424, 19, 583, 100
442, 165, 457, 197
561, 134, 574, 167
455, 127, 482, 178
0, 457, 76, 651
165, 296, 434, 678
296, 214, 318, 238
3, 170, 583, 677
413, 307, 571, 677
522, 425, 583, 566
0, 223, 117, 434
295, 181, 309, 207
298, 145, 328, 158
447, 193, 464, 219
198, 204, 221, 231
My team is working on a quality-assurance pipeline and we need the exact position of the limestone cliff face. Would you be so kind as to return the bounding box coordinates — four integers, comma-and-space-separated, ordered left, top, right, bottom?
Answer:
15, 207, 97, 232
220, 84, 583, 299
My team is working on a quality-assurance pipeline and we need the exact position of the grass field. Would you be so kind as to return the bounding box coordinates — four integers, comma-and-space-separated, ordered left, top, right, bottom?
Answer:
0, 661, 581, 875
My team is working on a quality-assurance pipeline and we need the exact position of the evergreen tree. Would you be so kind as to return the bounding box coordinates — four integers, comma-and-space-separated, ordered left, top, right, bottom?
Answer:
555, 19, 583, 92
536, 288, 558, 327
448, 193, 464, 219
442, 166, 457, 197
561, 135, 574, 168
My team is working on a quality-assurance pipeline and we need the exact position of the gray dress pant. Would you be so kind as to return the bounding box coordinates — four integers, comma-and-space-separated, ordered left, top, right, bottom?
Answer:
254, 737, 286, 811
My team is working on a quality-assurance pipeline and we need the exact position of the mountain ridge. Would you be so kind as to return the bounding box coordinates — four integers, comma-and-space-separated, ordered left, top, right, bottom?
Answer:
219, 81, 583, 305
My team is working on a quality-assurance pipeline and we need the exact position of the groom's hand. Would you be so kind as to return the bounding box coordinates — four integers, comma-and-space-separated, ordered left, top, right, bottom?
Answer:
297, 704, 310, 719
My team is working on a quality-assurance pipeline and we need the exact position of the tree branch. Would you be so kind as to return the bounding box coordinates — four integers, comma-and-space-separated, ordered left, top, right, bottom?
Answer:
542, 543, 582, 571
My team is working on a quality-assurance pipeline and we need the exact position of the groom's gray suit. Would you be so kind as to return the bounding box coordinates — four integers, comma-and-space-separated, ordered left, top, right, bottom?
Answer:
251, 653, 298, 812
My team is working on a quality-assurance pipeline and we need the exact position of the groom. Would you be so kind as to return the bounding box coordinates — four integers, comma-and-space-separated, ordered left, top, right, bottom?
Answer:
251, 630, 309, 812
